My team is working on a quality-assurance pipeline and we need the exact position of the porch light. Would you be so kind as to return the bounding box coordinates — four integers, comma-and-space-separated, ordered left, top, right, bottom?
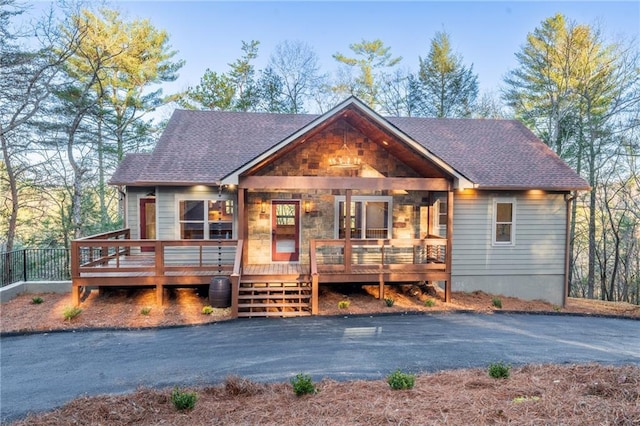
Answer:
260, 201, 266, 214
329, 129, 361, 169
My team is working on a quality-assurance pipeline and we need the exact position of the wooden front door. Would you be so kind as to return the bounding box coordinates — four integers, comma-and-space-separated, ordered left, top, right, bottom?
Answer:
271, 201, 300, 262
140, 197, 156, 252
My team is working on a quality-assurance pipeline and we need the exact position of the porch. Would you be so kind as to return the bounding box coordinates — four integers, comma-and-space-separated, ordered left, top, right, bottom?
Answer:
71, 229, 450, 317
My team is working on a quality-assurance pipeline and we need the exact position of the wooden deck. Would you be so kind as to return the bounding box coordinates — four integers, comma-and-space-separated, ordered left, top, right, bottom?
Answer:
71, 229, 451, 317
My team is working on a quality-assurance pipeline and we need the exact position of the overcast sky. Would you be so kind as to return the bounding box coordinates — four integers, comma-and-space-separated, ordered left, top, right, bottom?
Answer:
26, 1, 640, 109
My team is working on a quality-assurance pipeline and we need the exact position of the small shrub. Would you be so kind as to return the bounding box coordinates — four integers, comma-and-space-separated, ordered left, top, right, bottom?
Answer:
202, 305, 214, 315
387, 369, 415, 390
31, 296, 44, 304
424, 298, 436, 307
62, 306, 82, 321
488, 361, 511, 379
171, 386, 198, 411
337, 300, 350, 309
290, 373, 316, 396
553, 305, 561, 312
140, 307, 152, 315
491, 297, 502, 309
384, 297, 394, 307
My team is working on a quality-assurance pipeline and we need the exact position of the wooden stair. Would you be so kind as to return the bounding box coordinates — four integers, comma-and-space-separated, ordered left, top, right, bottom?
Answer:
237, 275, 312, 318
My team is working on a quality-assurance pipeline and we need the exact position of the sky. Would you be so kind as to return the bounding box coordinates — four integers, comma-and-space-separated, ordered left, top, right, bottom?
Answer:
26, 1, 640, 112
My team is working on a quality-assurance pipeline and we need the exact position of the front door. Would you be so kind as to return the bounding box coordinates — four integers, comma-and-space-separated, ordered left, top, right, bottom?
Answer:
140, 197, 156, 252
271, 200, 300, 261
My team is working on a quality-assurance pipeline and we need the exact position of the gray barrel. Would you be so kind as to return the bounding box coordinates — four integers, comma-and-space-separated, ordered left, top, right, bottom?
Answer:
209, 276, 231, 308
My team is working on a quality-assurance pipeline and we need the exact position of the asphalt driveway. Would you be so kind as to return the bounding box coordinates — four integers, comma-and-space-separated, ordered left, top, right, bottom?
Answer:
2, 312, 639, 422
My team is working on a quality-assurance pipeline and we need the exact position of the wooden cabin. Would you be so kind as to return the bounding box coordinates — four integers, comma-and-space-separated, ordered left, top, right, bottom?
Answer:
71, 97, 589, 317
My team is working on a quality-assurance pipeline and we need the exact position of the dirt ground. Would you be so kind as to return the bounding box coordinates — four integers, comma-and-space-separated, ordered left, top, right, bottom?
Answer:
2, 284, 639, 425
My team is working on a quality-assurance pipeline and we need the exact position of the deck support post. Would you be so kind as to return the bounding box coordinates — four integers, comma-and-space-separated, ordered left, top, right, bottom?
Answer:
378, 274, 385, 300
156, 284, 164, 306
230, 273, 240, 318
72, 285, 80, 306
311, 273, 319, 314
445, 187, 454, 303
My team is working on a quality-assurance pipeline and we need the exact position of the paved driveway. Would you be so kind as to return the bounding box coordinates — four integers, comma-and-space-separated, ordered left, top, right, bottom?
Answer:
2, 313, 639, 422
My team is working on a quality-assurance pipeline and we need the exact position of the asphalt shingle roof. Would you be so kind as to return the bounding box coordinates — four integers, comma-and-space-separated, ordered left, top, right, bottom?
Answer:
110, 106, 589, 191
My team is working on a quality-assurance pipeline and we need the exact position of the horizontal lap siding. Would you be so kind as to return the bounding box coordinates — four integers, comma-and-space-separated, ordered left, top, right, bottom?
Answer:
157, 186, 219, 240
452, 192, 566, 275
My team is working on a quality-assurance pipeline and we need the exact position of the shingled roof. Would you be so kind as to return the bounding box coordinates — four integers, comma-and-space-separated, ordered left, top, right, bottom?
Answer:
110, 99, 589, 191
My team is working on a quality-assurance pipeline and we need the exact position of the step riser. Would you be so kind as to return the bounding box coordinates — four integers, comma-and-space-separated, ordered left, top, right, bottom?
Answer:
238, 278, 312, 318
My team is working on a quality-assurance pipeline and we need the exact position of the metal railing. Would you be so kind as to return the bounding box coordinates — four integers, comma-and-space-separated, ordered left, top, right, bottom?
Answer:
1, 249, 71, 287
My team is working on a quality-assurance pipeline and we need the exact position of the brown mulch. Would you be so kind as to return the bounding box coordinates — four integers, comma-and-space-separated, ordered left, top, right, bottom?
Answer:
1, 283, 638, 335
2, 284, 639, 425
10, 364, 640, 425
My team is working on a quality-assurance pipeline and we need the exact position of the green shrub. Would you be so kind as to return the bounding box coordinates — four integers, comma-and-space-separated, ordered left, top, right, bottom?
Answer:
31, 296, 44, 304
171, 386, 198, 411
488, 361, 511, 379
491, 297, 502, 309
202, 305, 214, 315
387, 369, 415, 390
290, 373, 316, 396
62, 306, 82, 321
384, 297, 394, 307
424, 298, 436, 307
337, 300, 350, 309
140, 307, 152, 315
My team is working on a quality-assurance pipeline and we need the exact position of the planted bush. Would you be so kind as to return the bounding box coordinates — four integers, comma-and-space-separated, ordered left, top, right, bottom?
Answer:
62, 306, 82, 321
424, 298, 436, 307
140, 307, 152, 315
491, 297, 502, 309
202, 305, 214, 315
171, 386, 198, 410
290, 373, 316, 396
488, 361, 510, 379
337, 300, 350, 309
387, 369, 415, 390
384, 298, 394, 307
31, 296, 44, 304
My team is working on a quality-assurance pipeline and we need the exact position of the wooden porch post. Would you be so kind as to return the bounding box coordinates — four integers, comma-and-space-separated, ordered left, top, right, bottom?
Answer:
71, 240, 80, 306
445, 187, 454, 303
344, 189, 352, 274
155, 240, 164, 305
238, 188, 248, 261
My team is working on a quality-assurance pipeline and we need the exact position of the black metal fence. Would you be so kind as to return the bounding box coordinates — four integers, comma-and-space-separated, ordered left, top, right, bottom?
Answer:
0, 249, 70, 287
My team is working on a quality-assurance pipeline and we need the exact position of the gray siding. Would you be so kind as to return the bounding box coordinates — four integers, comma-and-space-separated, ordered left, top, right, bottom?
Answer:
451, 191, 567, 305
126, 187, 155, 239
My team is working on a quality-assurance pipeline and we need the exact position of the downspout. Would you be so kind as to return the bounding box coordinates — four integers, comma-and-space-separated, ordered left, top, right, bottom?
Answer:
563, 192, 576, 307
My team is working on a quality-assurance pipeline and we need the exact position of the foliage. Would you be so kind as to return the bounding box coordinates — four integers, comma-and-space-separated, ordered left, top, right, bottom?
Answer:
387, 369, 415, 390
333, 39, 402, 108
31, 296, 44, 304
338, 300, 350, 309
424, 298, 436, 307
290, 373, 316, 396
491, 297, 502, 309
413, 31, 479, 118
62, 306, 82, 321
170, 386, 197, 411
201, 305, 214, 315
140, 307, 152, 315
384, 297, 394, 307
488, 362, 510, 379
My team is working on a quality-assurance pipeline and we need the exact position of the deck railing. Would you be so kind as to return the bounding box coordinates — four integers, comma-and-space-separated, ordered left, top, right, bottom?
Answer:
72, 229, 241, 278
310, 238, 447, 274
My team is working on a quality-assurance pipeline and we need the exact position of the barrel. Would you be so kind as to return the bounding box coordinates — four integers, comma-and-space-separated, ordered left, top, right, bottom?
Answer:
209, 276, 231, 308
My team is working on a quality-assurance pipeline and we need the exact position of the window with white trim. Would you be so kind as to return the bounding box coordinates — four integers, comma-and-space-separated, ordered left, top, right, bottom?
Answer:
335, 196, 392, 239
178, 199, 234, 239
492, 198, 515, 245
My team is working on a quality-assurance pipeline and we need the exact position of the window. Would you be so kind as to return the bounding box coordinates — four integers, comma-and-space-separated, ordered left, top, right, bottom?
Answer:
335, 196, 391, 239
493, 198, 515, 245
178, 199, 234, 239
